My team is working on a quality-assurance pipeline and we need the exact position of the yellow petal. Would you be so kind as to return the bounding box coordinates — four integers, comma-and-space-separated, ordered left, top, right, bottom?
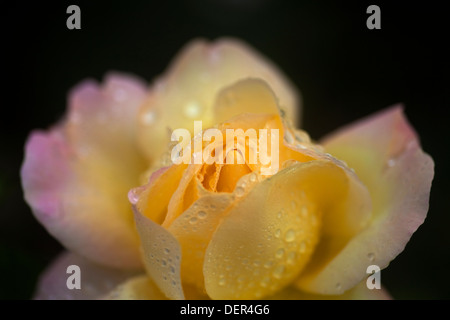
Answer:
133, 206, 185, 300
168, 172, 261, 292
213, 78, 281, 124
137, 38, 300, 162
135, 164, 187, 224
104, 275, 167, 300
203, 160, 371, 299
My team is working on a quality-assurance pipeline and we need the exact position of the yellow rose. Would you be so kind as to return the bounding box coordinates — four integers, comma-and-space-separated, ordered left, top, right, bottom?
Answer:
22, 38, 434, 300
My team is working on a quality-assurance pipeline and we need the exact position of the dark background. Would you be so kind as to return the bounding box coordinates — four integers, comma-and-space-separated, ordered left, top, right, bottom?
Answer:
0, 0, 448, 299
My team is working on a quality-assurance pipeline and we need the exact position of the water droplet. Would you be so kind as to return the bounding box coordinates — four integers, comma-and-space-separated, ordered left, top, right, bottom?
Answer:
291, 200, 297, 210
287, 252, 297, 264
264, 261, 274, 269
387, 159, 396, 167
161, 259, 167, 266
277, 211, 283, 219
218, 278, 226, 286
260, 276, 270, 288
284, 229, 296, 242
128, 188, 141, 205
172, 280, 177, 286
142, 110, 156, 125
164, 248, 170, 254
311, 214, 318, 227
273, 265, 285, 279
368, 252, 375, 262
253, 260, 261, 267
189, 217, 198, 224
235, 186, 245, 197
242, 259, 249, 265
198, 210, 207, 219
275, 248, 285, 259
183, 101, 202, 118
299, 241, 307, 253
169, 266, 175, 274
336, 283, 342, 291
301, 206, 308, 218
237, 276, 245, 283
249, 172, 257, 182
225, 265, 232, 271
255, 290, 263, 298
274, 229, 281, 238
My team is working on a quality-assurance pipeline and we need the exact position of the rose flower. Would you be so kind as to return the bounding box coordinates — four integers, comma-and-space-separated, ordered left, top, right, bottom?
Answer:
21, 38, 434, 300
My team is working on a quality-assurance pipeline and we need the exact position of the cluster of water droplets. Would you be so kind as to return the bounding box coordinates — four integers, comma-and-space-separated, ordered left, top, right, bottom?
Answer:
207, 188, 321, 299
147, 232, 182, 293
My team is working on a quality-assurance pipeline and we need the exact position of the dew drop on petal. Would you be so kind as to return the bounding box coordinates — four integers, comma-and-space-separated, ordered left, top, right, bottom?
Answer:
142, 110, 156, 125
128, 188, 141, 205
299, 241, 307, 253
368, 252, 375, 262
198, 210, 207, 219
287, 252, 297, 264
189, 217, 198, 225
291, 200, 297, 210
260, 276, 270, 288
235, 186, 245, 197
183, 101, 202, 118
387, 159, 396, 168
284, 229, 296, 242
275, 248, 285, 259
273, 265, 285, 279
301, 205, 308, 218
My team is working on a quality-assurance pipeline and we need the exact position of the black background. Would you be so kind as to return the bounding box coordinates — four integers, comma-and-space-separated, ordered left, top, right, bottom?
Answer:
0, 0, 448, 299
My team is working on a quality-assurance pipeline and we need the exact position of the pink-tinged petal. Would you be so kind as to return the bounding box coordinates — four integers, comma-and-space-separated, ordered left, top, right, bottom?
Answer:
137, 38, 300, 162
267, 281, 391, 300
21, 73, 149, 269
103, 275, 167, 300
34, 252, 137, 300
133, 205, 185, 300
296, 106, 434, 294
